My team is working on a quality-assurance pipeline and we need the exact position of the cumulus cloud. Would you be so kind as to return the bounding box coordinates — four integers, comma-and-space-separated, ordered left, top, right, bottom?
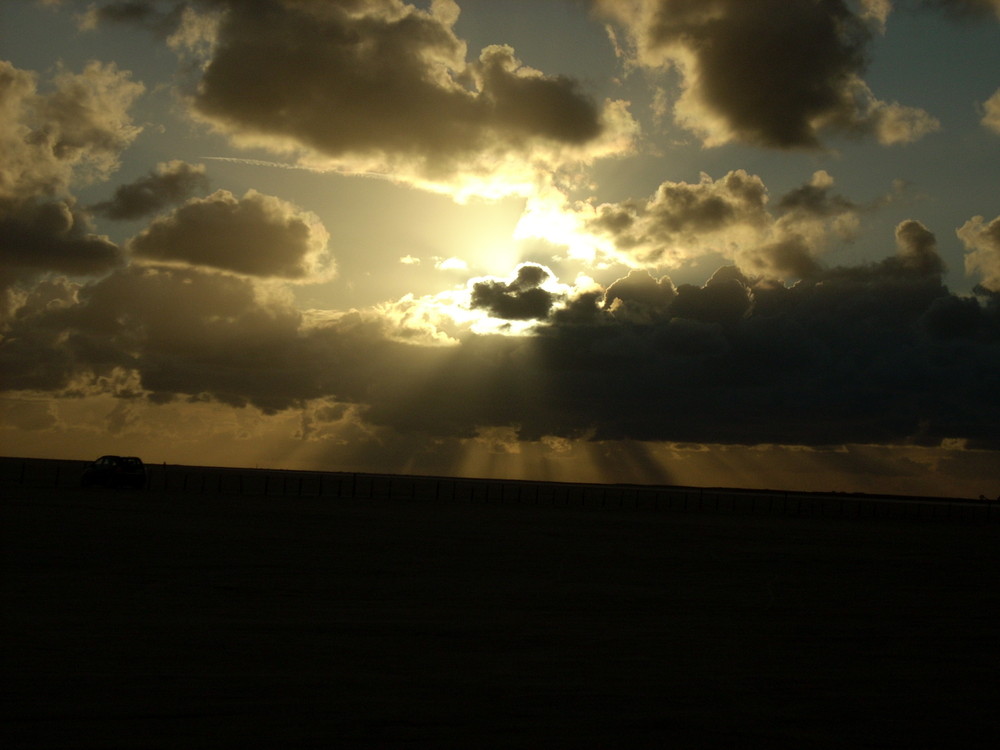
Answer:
0, 59, 144, 200
587, 169, 770, 265
128, 189, 333, 281
5, 218, 996, 451
1, 264, 304, 401
470, 263, 559, 320
0, 198, 122, 296
584, 169, 878, 278
594, 0, 939, 148
603, 269, 677, 322
892, 218, 946, 276
0, 58, 142, 308
981, 89, 1000, 135
155, 0, 636, 197
90, 160, 210, 219
958, 215, 1000, 291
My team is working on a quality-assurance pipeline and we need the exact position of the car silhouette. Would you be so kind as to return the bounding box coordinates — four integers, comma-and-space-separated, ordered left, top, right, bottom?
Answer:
80, 455, 147, 489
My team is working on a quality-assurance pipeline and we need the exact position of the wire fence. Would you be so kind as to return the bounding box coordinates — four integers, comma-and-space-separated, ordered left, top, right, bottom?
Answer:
1, 456, 996, 523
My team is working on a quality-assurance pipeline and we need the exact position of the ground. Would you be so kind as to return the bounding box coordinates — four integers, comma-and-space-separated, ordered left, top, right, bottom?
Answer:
3, 480, 999, 748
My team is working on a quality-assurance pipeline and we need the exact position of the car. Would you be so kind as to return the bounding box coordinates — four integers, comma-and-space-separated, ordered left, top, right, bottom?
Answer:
80, 455, 147, 489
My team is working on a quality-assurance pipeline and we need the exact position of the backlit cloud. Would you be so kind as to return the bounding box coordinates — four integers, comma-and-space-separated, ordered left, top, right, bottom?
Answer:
959, 214, 1000, 291
0, 59, 143, 200
981, 89, 1000, 135
90, 160, 210, 219
470, 263, 560, 320
583, 169, 878, 278
162, 0, 636, 197
595, 0, 940, 148
5, 223, 997, 451
128, 189, 333, 281
0, 58, 142, 309
0, 198, 121, 299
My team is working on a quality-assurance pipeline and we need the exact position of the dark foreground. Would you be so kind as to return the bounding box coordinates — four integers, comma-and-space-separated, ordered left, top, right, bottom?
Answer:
3, 485, 999, 748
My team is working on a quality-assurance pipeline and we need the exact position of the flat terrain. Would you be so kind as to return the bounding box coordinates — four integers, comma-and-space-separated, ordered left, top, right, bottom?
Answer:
4, 483, 1000, 748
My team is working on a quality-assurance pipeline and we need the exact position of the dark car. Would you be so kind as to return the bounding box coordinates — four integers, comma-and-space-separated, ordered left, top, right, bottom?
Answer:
80, 455, 147, 489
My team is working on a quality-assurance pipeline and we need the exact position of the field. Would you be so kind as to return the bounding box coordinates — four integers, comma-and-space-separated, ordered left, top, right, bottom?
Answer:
3, 459, 1000, 748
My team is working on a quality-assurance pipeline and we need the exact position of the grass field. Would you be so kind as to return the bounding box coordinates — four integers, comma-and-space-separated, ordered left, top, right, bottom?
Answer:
3, 469, 1000, 748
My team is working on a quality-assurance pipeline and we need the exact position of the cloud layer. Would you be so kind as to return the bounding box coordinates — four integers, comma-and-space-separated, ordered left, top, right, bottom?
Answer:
5, 219, 998, 450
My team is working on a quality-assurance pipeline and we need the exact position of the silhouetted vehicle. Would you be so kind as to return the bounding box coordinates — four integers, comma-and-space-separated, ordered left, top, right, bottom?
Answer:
80, 455, 146, 489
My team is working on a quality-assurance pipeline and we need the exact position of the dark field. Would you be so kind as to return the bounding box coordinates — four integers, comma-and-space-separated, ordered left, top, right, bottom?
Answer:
3, 468, 1000, 748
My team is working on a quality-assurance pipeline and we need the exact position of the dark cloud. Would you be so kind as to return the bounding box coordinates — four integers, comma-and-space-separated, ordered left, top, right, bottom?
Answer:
742, 236, 824, 279
5, 221, 997, 451
596, 0, 939, 148
892, 219, 945, 276
173, 0, 608, 176
471, 264, 558, 320
127, 189, 333, 280
668, 266, 756, 327
0, 198, 123, 299
90, 161, 210, 219
603, 269, 677, 322
776, 172, 859, 218
77, 0, 185, 33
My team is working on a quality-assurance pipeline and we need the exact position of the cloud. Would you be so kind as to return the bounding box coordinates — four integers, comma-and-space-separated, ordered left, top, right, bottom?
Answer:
0, 198, 122, 302
584, 169, 876, 278
1, 264, 310, 409
603, 269, 677, 323
587, 169, 770, 265
892, 218, 945, 276
90, 160, 210, 219
76, 0, 184, 33
0, 59, 144, 200
594, 0, 939, 148
0, 58, 143, 308
470, 263, 559, 320
958, 215, 1000, 291
981, 89, 1000, 135
128, 189, 333, 281
6, 218, 997, 452
159, 0, 635, 197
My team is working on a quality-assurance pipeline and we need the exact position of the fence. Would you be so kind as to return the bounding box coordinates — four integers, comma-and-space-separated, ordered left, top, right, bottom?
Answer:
1, 456, 996, 523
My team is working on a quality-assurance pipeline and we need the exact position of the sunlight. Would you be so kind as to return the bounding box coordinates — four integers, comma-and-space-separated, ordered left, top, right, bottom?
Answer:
514, 194, 615, 267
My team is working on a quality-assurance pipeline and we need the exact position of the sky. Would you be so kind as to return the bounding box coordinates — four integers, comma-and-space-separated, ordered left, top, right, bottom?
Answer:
1, 0, 998, 498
